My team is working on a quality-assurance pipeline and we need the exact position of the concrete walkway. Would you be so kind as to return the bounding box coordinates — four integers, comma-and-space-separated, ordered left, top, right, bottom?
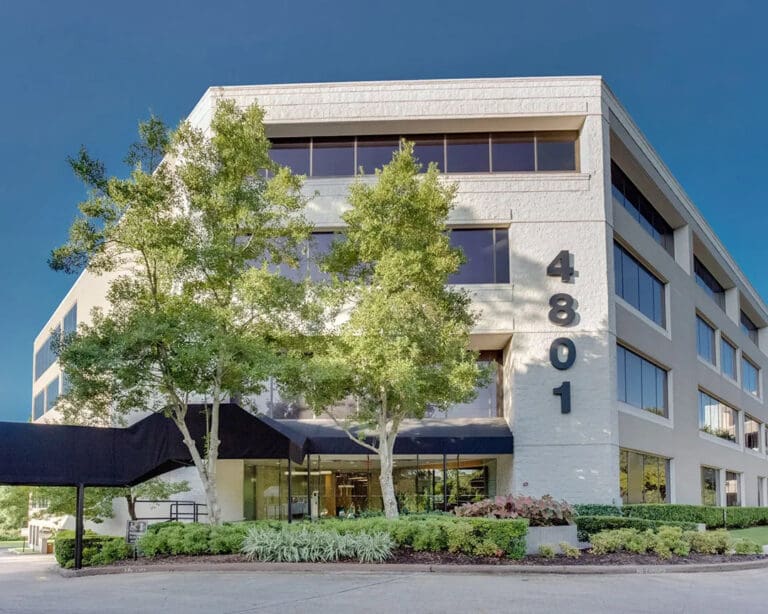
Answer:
1, 554, 767, 613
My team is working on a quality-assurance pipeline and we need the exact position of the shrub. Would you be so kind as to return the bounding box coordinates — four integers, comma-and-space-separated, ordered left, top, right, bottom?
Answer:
240, 527, 393, 563
55, 530, 131, 568
559, 542, 580, 559
684, 530, 731, 555
0, 531, 22, 541
653, 526, 690, 559
622, 505, 724, 528
573, 504, 622, 517
733, 539, 762, 555
575, 516, 697, 541
454, 494, 573, 526
538, 544, 555, 559
590, 528, 641, 555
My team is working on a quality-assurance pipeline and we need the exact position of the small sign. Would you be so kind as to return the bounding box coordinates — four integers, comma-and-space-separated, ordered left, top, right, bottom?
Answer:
126, 520, 148, 545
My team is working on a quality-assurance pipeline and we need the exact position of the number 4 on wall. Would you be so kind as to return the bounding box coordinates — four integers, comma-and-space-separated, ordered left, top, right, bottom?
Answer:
553, 381, 571, 414
546, 250, 575, 283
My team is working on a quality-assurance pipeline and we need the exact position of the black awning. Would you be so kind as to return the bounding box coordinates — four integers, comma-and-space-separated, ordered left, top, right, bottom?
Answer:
0, 405, 511, 487
273, 418, 514, 456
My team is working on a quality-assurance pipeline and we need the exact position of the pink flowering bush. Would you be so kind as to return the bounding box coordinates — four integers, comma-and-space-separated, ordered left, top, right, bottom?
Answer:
453, 494, 573, 526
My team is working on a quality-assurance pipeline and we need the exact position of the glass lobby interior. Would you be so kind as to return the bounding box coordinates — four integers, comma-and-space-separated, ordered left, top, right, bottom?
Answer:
243, 455, 498, 520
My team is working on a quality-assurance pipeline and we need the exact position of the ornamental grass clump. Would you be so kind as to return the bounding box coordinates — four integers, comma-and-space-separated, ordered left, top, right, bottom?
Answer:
453, 494, 573, 526
241, 527, 393, 563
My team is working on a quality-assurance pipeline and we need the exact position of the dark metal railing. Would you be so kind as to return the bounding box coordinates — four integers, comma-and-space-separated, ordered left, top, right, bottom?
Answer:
132, 500, 208, 523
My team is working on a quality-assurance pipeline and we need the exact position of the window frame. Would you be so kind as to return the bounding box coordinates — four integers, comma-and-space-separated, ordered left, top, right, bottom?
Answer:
616, 343, 669, 418
694, 257, 726, 309
613, 241, 667, 327
696, 314, 717, 366
741, 354, 761, 397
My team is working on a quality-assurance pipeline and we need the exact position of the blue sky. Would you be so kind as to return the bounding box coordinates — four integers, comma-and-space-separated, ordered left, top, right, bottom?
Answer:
0, 0, 766, 421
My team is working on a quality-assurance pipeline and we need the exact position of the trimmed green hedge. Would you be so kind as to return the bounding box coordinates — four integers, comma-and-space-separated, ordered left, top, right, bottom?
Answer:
575, 516, 698, 541
54, 530, 131, 568
139, 516, 529, 560
573, 504, 622, 517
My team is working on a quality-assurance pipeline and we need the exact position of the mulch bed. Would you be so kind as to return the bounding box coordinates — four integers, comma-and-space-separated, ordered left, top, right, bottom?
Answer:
111, 548, 766, 568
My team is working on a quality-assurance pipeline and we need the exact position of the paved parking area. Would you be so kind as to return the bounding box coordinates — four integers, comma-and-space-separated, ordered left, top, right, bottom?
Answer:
1, 554, 766, 613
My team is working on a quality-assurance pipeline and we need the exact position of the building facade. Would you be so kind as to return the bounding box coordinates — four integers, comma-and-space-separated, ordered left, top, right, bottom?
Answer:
30, 77, 768, 526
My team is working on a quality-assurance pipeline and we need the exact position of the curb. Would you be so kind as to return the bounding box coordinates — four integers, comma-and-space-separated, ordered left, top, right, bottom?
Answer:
57, 557, 768, 578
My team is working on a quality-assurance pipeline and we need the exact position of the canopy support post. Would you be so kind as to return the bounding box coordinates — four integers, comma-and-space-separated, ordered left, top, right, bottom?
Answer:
442, 453, 448, 511
74, 483, 85, 570
287, 458, 292, 524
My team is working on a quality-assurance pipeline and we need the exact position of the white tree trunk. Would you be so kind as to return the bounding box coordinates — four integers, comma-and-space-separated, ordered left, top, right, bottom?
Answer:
378, 442, 399, 519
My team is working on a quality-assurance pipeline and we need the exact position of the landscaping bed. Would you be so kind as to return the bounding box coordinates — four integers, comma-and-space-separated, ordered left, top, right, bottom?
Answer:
106, 548, 765, 568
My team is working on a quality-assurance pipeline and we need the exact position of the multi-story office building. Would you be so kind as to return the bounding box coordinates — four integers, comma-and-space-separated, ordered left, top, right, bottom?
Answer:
31, 77, 768, 525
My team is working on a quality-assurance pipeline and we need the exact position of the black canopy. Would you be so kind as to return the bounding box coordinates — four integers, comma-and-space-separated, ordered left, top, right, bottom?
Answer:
0, 404, 512, 487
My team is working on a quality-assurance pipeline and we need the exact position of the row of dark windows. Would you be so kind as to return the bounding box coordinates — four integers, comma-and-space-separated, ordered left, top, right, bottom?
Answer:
269, 132, 578, 177
694, 257, 725, 309
34, 303, 77, 381
33, 375, 60, 420
610, 162, 674, 254
617, 344, 668, 417
268, 228, 510, 285
613, 242, 665, 326
696, 314, 760, 396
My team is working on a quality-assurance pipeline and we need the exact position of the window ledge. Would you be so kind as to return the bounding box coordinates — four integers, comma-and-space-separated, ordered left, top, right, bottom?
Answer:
699, 430, 741, 451
744, 390, 762, 402
614, 297, 670, 339
746, 448, 764, 460
618, 402, 673, 428
722, 373, 739, 387
697, 356, 719, 373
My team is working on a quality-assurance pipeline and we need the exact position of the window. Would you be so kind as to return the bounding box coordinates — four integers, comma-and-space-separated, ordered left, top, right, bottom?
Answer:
696, 316, 716, 365
725, 471, 741, 507
745, 415, 761, 452
33, 391, 45, 420
63, 304, 77, 335
34, 325, 61, 381
698, 390, 737, 443
45, 376, 60, 413
720, 337, 737, 379
617, 345, 668, 417
446, 134, 489, 173
312, 138, 355, 177
536, 132, 577, 171
356, 136, 399, 174
491, 133, 534, 172
610, 162, 674, 254
741, 311, 759, 344
614, 242, 665, 326
407, 135, 445, 171
694, 257, 725, 309
701, 467, 720, 506
269, 138, 310, 175
448, 228, 509, 284
742, 356, 760, 396
427, 352, 502, 418
619, 449, 669, 504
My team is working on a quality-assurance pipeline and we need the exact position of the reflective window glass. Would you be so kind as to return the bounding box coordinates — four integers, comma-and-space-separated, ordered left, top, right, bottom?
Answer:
356, 136, 399, 174
696, 316, 716, 364
698, 390, 737, 442
721, 337, 736, 380
405, 135, 444, 171
620, 449, 669, 504
448, 229, 509, 284
312, 138, 355, 177
701, 467, 719, 506
614, 243, 665, 326
536, 133, 577, 171
491, 133, 534, 172
742, 356, 760, 396
446, 134, 489, 173
270, 138, 310, 175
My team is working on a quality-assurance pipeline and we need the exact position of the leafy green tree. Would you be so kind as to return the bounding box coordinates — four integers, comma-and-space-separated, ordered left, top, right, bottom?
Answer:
283, 143, 486, 518
0, 486, 30, 531
30, 479, 190, 523
51, 100, 311, 525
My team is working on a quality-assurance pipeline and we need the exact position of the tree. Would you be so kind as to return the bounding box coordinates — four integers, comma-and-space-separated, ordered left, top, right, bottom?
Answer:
30, 479, 190, 523
51, 100, 311, 525
0, 486, 30, 531
283, 143, 486, 518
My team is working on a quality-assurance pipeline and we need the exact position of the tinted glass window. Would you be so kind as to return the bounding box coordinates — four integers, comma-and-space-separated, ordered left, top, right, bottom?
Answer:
312, 138, 355, 177
491, 133, 534, 172
696, 316, 716, 364
614, 243, 665, 326
431, 353, 502, 418
745, 416, 761, 451
307, 232, 335, 281
701, 467, 719, 505
740, 310, 759, 344
726, 471, 741, 507
405, 135, 444, 171
34, 325, 61, 381
721, 338, 736, 379
699, 390, 737, 442
33, 391, 45, 420
620, 449, 669, 504
63, 304, 77, 335
536, 134, 576, 171
446, 134, 489, 173
270, 139, 310, 175
611, 162, 674, 255
742, 356, 760, 396
448, 229, 509, 284
694, 257, 725, 309
356, 137, 399, 174
617, 345, 667, 417
45, 376, 60, 412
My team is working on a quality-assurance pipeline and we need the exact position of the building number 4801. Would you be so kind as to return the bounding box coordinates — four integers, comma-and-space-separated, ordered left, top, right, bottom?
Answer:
546, 250, 576, 414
